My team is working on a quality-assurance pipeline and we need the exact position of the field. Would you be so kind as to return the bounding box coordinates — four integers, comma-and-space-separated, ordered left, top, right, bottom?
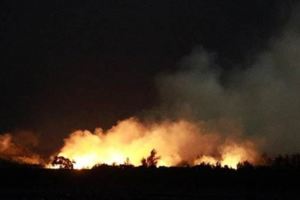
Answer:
0, 165, 299, 200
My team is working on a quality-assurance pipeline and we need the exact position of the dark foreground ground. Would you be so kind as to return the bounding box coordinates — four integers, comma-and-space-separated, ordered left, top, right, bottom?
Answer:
0, 165, 299, 200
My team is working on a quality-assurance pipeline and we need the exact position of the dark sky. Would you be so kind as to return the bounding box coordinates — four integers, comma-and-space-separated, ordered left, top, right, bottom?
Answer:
0, 0, 293, 144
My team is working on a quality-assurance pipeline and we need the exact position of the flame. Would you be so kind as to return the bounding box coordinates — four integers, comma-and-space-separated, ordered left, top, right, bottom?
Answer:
50, 118, 260, 169
194, 155, 218, 166
221, 142, 257, 168
194, 142, 258, 169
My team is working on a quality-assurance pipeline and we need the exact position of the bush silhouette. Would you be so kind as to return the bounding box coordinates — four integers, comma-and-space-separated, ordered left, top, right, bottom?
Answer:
141, 149, 160, 167
51, 156, 75, 169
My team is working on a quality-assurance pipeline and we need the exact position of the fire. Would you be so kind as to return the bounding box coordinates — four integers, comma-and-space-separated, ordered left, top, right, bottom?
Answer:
50, 118, 260, 169
221, 143, 257, 168
194, 155, 218, 166
194, 142, 258, 169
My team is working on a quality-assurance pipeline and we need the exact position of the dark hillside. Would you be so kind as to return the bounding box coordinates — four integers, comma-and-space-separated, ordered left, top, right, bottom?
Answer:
0, 165, 298, 199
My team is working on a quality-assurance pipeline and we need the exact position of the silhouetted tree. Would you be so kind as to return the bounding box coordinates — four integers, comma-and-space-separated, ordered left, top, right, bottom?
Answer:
124, 157, 131, 165
119, 157, 134, 168
237, 161, 254, 170
272, 154, 300, 169
141, 149, 160, 167
51, 156, 74, 169
214, 161, 222, 169
290, 154, 300, 168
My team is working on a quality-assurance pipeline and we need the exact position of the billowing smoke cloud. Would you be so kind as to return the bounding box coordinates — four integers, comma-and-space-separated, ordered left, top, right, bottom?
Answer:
0, 131, 43, 165
158, 6, 300, 155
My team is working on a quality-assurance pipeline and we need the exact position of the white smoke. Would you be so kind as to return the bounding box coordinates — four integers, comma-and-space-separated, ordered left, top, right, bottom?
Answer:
158, 6, 300, 154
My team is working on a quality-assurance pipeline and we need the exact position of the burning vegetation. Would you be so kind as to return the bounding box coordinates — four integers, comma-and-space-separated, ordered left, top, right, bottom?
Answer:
46, 118, 260, 169
1, 117, 300, 171
0, 118, 262, 170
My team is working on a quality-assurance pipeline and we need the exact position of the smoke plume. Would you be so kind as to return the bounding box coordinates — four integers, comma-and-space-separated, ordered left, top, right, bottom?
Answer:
157, 6, 300, 154
0, 132, 43, 165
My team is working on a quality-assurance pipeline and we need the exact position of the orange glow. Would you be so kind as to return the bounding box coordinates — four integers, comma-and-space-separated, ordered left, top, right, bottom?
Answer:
49, 118, 260, 169
0, 133, 42, 165
194, 155, 218, 166
220, 142, 258, 169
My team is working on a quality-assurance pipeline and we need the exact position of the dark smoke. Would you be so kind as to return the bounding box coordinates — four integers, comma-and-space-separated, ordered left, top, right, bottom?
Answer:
158, 4, 300, 154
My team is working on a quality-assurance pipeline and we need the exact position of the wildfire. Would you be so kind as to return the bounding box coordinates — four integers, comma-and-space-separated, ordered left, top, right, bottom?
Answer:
0, 118, 260, 169
49, 118, 260, 169
194, 142, 258, 169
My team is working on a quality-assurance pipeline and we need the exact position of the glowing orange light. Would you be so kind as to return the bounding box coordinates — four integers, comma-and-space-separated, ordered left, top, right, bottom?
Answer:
48, 118, 259, 169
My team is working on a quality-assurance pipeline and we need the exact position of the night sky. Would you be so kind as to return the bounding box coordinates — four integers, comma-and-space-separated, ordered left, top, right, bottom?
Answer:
0, 1, 294, 150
